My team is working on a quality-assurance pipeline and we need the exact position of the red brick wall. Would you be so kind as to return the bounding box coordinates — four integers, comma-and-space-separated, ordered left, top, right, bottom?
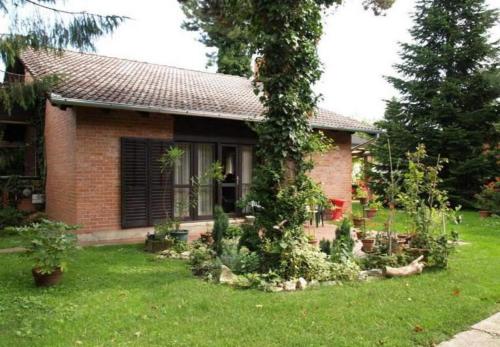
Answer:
45, 102, 77, 224
74, 108, 174, 232
310, 131, 353, 212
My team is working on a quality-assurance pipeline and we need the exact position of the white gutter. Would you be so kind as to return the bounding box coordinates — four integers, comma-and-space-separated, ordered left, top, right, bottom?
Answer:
50, 93, 381, 134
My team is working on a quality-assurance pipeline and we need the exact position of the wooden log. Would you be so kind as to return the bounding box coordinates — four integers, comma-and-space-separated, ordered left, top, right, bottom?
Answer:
384, 255, 425, 277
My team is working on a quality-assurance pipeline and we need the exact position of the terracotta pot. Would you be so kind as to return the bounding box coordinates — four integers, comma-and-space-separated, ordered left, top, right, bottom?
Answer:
365, 208, 378, 218
353, 217, 365, 228
479, 210, 492, 218
359, 197, 368, 205
308, 239, 318, 246
356, 231, 364, 240
32, 267, 63, 287
361, 239, 375, 253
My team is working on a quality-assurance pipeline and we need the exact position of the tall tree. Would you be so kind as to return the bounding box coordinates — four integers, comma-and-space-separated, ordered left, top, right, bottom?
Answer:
0, 0, 127, 112
373, 0, 499, 206
178, 0, 394, 78
178, 0, 253, 77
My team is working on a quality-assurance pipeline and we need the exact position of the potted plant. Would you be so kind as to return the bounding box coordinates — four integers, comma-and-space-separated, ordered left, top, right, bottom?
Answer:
145, 220, 173, 252
358, 229, 375, 253
475, 181, 499, 218
307, 233, 318, 246
169, 200, 190, 242
12, 219, 78, 287
356, 186, 368, 205
351, 211, 365, 228
365, 199, 382, 218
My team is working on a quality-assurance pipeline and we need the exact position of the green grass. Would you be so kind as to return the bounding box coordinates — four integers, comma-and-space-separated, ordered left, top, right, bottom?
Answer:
0, 232, 23, 249
0, 210, 498, 347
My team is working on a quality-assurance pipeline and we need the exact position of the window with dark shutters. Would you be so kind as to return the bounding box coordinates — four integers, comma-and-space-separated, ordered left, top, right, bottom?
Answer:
121, 138, 173, 228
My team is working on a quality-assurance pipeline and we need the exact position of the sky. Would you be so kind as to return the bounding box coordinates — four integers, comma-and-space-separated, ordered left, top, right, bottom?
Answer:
2, 0, 500, 123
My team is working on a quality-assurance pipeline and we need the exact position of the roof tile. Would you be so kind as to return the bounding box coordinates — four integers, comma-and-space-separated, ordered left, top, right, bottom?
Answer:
20, 49, 379, 133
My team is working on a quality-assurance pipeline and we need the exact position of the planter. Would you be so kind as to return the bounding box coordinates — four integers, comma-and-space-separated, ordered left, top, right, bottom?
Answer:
353, 217, 365, 228
397, 234, 411, 244
356, 231, 364, 240
358, 197, 368, 205
308, 238, 318, 246
365, 208, 378, 218
361, 239, 375, 253
479, 210, 492, 218
170, 230, 189, 242
32, 267, 63, 287
144, 239, 168, 253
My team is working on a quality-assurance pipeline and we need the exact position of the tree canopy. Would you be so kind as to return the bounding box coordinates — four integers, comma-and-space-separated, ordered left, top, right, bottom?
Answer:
372, 0, 499, 206
0, 0, 127, 112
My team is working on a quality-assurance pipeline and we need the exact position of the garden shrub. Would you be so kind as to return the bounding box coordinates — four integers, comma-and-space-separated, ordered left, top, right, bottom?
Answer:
225, 224, 243, 239
219, 239, 261, 275
238, 223, 261, 252
475, 181, 500, 214
0, 206, 25, 231
189, 241, 217, 277
212, 205, 228, 256
331, 218, 354, 263
319, 239, 331, 255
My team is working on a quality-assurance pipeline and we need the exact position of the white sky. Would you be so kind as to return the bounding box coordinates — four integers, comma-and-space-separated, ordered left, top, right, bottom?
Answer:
3, 0, 500, 123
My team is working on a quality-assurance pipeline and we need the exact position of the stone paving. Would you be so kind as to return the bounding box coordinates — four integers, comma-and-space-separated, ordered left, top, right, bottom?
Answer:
438, 312, 500, 347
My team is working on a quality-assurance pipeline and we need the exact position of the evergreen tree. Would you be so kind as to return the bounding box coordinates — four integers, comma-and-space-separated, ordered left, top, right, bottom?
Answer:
0, 0, 127, 112
178, 0, 253, 77
373, 0, 499, 206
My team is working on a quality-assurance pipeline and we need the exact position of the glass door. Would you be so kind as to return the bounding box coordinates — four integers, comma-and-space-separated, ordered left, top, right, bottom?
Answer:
196, 143, 215, 218
220, 145, 238, 214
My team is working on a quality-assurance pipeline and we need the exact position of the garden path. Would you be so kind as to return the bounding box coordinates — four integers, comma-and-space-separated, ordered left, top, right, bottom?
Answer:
438, 312, 500, 347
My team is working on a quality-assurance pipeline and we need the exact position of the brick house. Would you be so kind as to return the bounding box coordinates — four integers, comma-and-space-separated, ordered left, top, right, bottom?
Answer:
13, 50, 379, 243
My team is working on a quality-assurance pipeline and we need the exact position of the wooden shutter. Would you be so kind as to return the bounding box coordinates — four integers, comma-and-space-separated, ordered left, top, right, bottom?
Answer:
121, 138, 149, 228
149, 140, 173, 225
121, 138, 173, 228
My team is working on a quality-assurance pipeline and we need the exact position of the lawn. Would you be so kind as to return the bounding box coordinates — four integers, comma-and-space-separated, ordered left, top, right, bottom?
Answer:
0, 210, 498, 347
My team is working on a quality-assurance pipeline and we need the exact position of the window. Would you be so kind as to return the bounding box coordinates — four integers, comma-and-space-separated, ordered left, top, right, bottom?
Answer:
173, 143, 191, 218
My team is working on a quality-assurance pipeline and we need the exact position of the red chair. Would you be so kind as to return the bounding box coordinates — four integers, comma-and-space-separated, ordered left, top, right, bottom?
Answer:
330, 198, 346, 221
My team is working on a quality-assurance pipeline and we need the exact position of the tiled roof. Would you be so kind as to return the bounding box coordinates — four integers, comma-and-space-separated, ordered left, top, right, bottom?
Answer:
20, 49, 379, 133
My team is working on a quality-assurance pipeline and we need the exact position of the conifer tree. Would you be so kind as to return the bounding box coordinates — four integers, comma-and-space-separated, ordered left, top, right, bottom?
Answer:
373, 0, 499, 206
0, 0, 127, 112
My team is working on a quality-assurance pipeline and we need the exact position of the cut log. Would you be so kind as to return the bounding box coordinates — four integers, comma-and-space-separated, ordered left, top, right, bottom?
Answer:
384, 255, 425, 277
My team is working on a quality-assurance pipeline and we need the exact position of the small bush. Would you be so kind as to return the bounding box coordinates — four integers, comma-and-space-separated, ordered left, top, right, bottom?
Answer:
225, 224, 243, 239
238, 223, 261, 252
319, 239, 331, 255
189, 241, 217, 277
212, 206, 228, 256
0, 206, 25, 231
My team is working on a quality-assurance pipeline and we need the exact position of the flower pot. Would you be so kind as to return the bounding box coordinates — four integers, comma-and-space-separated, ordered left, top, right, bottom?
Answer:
32, 267, 63, 287
365, 208, 378, 218
356, 231, 364, 240
308, 238, 318, 246
353, 217, 365, 228
144, 239, 167, 253
361, 239, 375, 253
479, 210, 492, 218
170, 230, 189, 242
358, 197, 368, 205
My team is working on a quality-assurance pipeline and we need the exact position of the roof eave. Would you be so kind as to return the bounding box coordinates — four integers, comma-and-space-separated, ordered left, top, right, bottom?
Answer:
50, 93, 382, 134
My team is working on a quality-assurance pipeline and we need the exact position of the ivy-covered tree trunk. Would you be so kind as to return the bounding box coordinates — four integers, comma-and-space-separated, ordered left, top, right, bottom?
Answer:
249, 0, 325, 235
